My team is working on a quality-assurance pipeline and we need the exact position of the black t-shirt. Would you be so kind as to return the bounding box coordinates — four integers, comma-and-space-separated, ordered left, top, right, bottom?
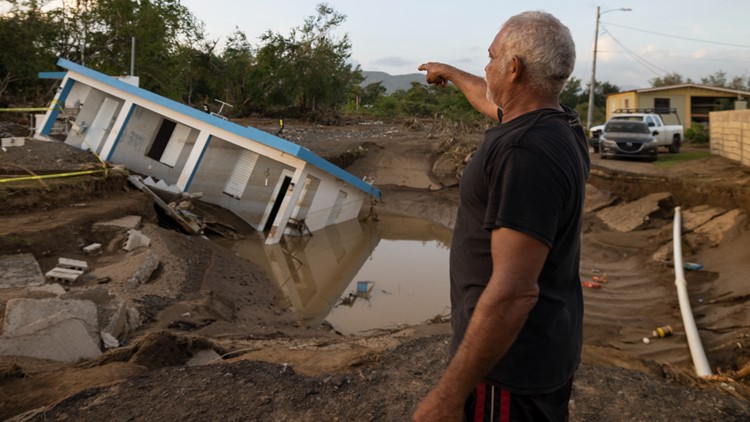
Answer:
449, 106, 590, 394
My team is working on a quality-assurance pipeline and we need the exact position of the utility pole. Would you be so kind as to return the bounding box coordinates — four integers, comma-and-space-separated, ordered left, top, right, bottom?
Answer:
586, 6, 631, 132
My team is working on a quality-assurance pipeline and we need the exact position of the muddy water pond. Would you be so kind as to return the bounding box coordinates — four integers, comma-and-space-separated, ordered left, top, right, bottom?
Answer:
216, 212, 452, 334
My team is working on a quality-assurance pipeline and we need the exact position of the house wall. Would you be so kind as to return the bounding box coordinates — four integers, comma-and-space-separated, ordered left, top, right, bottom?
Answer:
634, 93, 686, 125
302, 165, 367, 231
187, 137, 296, 229
109, 106, 198, 185
710, 110, 750, 167
65, 85, 124, 153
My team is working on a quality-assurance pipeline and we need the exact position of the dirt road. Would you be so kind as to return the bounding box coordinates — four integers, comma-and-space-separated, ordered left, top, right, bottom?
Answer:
1, 119, 749, 421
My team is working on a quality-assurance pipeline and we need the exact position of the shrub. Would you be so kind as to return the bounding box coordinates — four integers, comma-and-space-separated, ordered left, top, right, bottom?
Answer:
685, 123, 709, 144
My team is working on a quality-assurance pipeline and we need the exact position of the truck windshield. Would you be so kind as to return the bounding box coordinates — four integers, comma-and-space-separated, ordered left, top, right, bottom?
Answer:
604, 121, 650, 134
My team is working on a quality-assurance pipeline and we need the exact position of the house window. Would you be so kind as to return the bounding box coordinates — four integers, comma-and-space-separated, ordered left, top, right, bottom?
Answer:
146, 119, 190, 167
223, 150, 259, 199
146, 119, 176, 161
654, 98, 670, 113
159, 123, 190, 167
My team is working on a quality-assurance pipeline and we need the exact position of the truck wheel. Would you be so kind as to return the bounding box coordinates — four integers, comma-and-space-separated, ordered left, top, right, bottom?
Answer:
669, 136, 681, 153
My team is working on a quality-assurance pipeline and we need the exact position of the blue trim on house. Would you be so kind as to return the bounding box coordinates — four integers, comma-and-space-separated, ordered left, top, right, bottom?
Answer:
42, 77, 74, 136
56, 58, 381, 199
185, 135, 212, 192
38, 71, 66, 79
106, 103, 135, 161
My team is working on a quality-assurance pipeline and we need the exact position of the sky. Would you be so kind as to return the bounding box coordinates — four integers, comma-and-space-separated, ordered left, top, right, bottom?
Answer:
159, 1, 746, 90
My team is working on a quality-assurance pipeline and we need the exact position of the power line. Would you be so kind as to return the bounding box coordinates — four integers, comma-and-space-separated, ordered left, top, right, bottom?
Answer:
602, 22, 750, 49
601, 27, 667, 76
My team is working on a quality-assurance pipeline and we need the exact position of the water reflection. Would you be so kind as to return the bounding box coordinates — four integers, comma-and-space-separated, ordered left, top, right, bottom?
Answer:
218, 213, 452, 334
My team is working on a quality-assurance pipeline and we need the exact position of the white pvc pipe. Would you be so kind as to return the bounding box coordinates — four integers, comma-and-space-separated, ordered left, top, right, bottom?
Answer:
673, 206, 713, 377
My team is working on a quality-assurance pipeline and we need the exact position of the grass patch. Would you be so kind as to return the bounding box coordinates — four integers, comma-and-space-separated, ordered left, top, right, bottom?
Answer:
654, 150, 712, 168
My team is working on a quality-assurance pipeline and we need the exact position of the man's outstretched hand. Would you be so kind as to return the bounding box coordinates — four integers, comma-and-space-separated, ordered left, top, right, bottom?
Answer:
418, 62, 450, 87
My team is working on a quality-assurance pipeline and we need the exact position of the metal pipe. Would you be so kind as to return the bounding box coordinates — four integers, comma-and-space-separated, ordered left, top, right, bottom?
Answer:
672, 206, 712, 377
131, 37, 136, 76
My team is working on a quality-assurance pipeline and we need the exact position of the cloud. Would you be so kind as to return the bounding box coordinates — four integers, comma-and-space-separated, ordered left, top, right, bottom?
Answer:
692, 49, 708, 59
372, 56, 411, 67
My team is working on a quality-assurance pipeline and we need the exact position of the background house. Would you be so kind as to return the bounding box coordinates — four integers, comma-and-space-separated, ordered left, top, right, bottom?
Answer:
606, 84, 750, 125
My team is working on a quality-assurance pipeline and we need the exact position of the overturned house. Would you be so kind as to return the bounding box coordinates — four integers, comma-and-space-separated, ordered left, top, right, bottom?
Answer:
35, 58, 381, 244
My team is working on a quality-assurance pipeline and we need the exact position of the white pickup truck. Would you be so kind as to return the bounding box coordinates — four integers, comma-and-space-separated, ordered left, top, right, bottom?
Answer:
590, 108, 684, 153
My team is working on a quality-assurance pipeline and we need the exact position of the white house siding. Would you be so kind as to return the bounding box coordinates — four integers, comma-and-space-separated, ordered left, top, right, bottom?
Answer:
65, 85, 123, 155
300, 166, 368, 232
187, 137, 297, 229
108, 106, 198, 186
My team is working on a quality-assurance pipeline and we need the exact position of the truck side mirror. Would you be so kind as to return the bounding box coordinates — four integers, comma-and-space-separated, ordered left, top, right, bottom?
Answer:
652, 130, 660, 136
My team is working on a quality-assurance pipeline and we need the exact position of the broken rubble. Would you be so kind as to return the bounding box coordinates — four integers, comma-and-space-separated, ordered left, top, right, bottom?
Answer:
125, 249, 160, 290
123, 229, 151, 251
93, 215, 142, 231
596, 192, 674, 232
0, 318, 102, 362
0, 253, 45, 289
2, 298, 100, 346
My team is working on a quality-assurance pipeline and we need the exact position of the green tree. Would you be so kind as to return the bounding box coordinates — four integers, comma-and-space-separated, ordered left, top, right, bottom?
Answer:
701, 70, 728, 88
0, 1, 61, 103
57, 0, 203, 98
253, 4, 358, 117
650, 72, 689, 87
560, 77, 584, 108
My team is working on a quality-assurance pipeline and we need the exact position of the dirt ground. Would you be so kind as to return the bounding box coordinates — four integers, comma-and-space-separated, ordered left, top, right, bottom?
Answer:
1, 117, 750, 421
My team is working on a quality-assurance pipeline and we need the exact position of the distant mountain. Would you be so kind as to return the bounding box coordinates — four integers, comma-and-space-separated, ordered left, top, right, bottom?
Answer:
361, 71, 426, 94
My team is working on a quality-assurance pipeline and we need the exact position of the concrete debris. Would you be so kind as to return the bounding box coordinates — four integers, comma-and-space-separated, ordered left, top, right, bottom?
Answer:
58, 257, 88, 272
44, 267, 84, 284
125, 249, 160, 290
94, 215, 142, 231
585, 184, 618, 214
123, 229, 151, 251
0, 253, 45, 289
0, 318, 102, 362
100, 330, 119, 349
596, 192, 674, 232
29, 283, 67, 296
1, 136, 25, 147
128, 175, 203, 235
144, 176, 182, 194
2, 298, 100, 345
186, 349, 222, 366
692, 208, 748, 247
82, 243, 103, 255
681, 205, 728, 232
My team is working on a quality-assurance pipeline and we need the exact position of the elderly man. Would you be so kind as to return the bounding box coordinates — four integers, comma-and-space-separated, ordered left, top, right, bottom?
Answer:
414, 11, 590, 422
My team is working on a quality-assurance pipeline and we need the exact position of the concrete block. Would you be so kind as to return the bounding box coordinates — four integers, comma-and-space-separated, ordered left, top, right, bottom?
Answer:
123, 229, 151, 251
2, 298, 99, 345
45, 267, 84, 284
0, 319, 101, 362
0, 253, 45, 289
58, 257, 88, 272
82, 243, 103, 255
1, 137, 25, 147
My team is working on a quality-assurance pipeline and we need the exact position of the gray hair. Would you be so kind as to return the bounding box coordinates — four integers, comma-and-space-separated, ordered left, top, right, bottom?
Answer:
500, 11, 576, 96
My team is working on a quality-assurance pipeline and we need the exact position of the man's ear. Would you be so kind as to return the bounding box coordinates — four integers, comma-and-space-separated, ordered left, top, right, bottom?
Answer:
510, 56, 523, 81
